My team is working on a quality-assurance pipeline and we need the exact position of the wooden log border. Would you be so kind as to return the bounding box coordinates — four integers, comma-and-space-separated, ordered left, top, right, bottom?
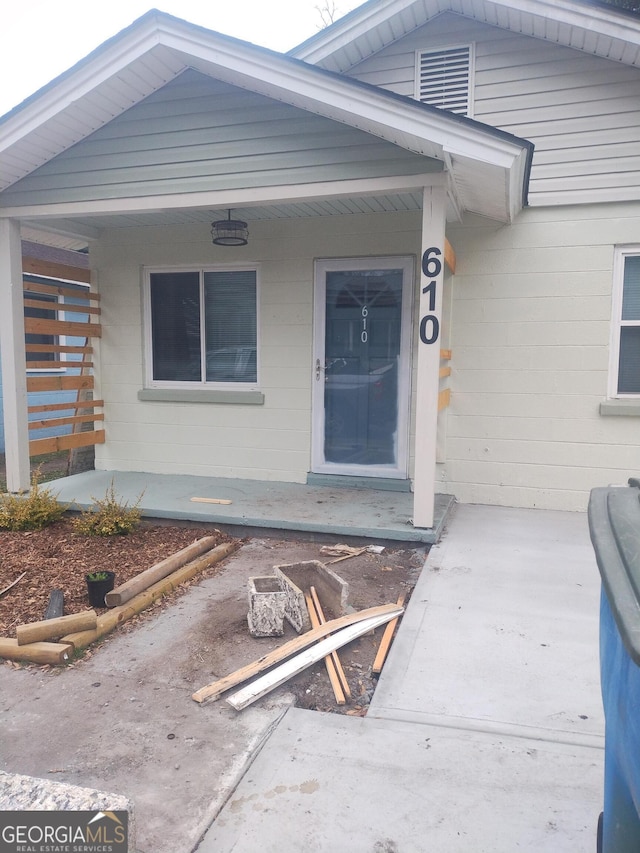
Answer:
0, 540, 240, 665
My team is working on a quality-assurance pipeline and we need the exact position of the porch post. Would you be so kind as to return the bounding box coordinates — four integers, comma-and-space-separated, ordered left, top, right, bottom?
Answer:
413, 182, 446, 528
0, 218, 30, 492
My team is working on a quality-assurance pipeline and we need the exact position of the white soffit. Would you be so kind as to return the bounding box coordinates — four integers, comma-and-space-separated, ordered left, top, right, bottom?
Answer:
291, 0, 640, 71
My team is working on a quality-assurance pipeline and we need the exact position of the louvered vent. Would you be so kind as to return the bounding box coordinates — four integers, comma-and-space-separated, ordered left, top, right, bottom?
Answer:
418, 46, 472, 116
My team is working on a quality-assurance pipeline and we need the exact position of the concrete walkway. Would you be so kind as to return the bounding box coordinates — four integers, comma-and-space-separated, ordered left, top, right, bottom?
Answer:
197, 503, 605, 852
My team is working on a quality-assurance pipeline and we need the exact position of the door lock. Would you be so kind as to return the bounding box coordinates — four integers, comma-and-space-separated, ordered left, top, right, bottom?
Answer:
315, 358, 322, 381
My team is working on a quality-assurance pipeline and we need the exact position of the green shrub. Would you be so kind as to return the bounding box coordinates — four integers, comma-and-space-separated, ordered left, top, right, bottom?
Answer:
0, 469, 67, 530
72, 481, 143, 536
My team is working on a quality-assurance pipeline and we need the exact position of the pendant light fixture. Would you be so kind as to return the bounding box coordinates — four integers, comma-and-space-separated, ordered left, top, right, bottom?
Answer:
211, 210, 249, 246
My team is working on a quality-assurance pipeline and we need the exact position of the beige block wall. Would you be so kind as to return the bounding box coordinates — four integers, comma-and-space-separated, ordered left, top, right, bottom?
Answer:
441, 202, 640, 511
91, 212, 422, 482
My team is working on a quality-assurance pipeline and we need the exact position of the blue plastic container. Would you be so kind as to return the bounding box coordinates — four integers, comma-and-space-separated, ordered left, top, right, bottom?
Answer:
589, 483, 640, 852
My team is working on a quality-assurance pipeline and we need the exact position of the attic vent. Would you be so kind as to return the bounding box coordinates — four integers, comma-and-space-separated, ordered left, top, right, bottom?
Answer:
417, 45, 472, 116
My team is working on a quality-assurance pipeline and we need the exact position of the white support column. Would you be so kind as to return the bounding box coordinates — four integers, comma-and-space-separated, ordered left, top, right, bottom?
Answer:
0, 219, 30, 492
413, 183, 447, 529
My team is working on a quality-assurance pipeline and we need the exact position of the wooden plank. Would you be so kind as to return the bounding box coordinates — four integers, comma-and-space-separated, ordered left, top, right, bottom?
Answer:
105, 537, 219, 607
27, 375, 94, 393
26, 360, 94, 370
29, 412, 104, 432
226, 609, 403, 711
439, 349, 452, 360
192, 603, 402, 704
25, 344, 94, 354
372, 593, 406, 675
0, 638, 73, 665
29, 429, 105, 456
190, 497, 233, 505
16, 610, 97, 646
23, 298, 100, 316
310, 586, 350, 699
444, 238, 456, 274
22, 258, 91, 285
24, 318, 101, 338
28, 399, 103, 414
438, 388, 451, 411
439, 366, 451, 379
305, 593, 345, 705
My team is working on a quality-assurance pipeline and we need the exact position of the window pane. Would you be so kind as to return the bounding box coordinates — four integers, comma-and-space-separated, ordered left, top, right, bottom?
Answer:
618, 327, 640, 393
150, 272, 201, 381
204, 270, 257, 382
24, 290, 57, 363
622, 256, 640, 321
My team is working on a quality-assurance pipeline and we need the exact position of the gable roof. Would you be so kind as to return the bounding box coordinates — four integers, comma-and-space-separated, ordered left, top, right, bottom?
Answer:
291, 0, 640, 71
0, 9, 532, 239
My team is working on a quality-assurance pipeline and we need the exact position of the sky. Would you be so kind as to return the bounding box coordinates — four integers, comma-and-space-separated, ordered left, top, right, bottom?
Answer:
0, 0, 364, 116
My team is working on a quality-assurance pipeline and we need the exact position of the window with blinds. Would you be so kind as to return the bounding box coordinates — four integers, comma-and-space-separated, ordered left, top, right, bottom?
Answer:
147, 268, 258, 386
616, 253, 640, 394
416, 45, 473, 116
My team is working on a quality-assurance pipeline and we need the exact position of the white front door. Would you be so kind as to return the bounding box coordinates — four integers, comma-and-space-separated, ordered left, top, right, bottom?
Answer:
312, 257, 413, 479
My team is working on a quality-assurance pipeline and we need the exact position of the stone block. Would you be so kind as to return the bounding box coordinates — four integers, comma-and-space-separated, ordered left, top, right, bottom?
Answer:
0, 770, 135, 851
247, 576, 287, 637
274, 561, 349, 634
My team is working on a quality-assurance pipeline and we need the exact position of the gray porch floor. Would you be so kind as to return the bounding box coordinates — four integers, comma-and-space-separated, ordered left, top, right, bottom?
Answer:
49, 469, 454, 544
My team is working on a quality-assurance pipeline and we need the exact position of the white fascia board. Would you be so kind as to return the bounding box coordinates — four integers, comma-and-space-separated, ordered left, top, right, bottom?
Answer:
0, 173, 444, 220
162, 23, 528, 172
293, 0, 640, 65
0, 26, 172, 153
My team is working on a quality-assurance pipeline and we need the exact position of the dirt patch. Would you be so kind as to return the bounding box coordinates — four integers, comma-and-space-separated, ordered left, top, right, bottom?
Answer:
0, 518, 426, 715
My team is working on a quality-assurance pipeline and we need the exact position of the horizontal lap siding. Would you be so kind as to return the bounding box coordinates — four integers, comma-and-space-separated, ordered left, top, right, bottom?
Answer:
443, 205, 640, 511
347, 13, 640, 205
0, 71, 430, 207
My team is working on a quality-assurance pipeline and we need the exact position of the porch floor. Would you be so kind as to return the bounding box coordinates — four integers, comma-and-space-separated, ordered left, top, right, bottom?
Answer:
49, 469, 454, 544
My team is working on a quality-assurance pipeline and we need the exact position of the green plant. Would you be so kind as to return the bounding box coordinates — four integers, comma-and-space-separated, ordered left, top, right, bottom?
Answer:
0, 468, 67, 531
72, 481, 143, 536
86, 571, 111, 582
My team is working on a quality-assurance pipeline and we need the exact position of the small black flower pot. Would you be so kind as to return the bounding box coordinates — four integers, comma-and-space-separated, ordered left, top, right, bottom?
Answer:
86, 571, 116, 608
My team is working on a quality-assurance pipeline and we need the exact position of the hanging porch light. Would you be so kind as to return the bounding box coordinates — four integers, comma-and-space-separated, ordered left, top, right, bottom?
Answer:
211, 210, 249, 246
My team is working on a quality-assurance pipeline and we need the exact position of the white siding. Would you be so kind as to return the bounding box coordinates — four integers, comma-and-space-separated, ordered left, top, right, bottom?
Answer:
440, 203, 640, 511
92, 212, 423, 483
346, 13, 640, 207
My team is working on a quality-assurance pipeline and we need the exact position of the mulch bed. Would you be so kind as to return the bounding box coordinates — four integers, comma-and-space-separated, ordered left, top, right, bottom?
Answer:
0, 520, 235, 636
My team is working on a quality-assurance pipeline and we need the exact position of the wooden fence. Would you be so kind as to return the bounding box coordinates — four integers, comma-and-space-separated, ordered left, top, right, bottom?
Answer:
23, 276, 104, 457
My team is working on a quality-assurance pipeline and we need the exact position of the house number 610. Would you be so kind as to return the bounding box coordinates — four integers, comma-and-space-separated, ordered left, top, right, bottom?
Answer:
420, 246, 442, 345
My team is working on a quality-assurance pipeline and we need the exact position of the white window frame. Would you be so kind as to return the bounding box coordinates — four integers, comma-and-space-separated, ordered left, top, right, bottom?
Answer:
143, 264, 260, 390
609, 246, 640, 398
415, 43, 475, 117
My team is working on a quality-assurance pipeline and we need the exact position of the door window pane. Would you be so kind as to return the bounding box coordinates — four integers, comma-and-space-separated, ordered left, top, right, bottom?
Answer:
324, 269, 402, 465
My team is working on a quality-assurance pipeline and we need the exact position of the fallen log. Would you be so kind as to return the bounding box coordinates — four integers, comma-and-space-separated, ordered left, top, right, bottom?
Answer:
44, 590, 64, 620
63, 540, 240, 650
0, 638, 73, 665
192, 603, 402, 705
105, 535, 220, 606
226, 608, 402, 711
16, 610, 97, 646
